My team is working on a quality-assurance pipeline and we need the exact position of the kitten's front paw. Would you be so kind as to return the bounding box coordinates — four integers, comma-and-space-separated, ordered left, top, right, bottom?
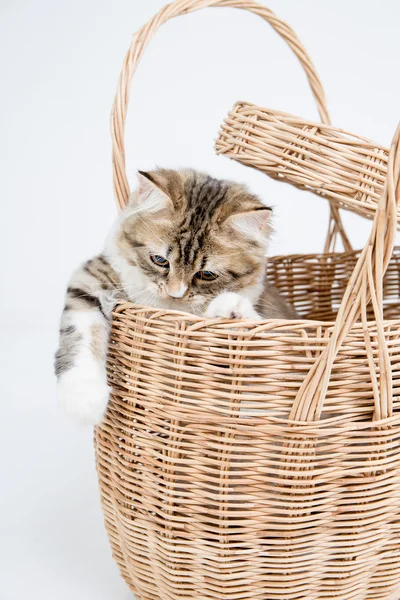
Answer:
58, 364, 110, 426
205, 292, 261, 320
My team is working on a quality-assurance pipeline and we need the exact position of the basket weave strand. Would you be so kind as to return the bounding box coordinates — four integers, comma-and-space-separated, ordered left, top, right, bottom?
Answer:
94, 1, 400, 599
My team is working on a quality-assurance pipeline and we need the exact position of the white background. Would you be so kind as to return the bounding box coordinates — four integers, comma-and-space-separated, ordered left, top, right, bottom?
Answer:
1, 1, 400, 598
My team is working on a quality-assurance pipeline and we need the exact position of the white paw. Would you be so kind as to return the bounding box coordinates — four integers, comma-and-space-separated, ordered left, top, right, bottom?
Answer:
58, 363, 110, 426
205, 292, 261, 320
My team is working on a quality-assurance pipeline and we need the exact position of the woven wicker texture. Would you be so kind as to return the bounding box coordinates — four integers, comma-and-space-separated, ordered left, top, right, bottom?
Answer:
94, 1, 400, 599
217, 103, 391, 224
267, 249, 400, 323
97, 303, 400, 600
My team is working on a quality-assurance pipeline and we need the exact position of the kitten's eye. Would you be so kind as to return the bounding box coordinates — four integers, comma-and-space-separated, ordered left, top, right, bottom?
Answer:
195, 270, 218, 281
150, 254, 169, 268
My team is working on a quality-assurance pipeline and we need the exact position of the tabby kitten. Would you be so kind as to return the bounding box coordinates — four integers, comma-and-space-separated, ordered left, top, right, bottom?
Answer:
55, 169, 297, 425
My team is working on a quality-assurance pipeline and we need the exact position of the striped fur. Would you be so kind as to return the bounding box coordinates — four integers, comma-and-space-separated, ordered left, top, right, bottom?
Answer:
55, 168, 297, 424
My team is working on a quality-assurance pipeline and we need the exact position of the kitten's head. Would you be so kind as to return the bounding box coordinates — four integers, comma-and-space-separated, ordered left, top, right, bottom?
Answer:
115, 169, 272, 313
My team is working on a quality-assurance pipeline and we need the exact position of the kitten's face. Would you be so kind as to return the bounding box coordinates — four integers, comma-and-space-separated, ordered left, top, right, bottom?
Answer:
116, 169, 272, 313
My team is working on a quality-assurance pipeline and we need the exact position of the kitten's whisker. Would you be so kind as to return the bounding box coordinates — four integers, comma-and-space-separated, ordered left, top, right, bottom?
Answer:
125, 288, 155, 302
257, 302, 275, 310
110, 286, 155, 305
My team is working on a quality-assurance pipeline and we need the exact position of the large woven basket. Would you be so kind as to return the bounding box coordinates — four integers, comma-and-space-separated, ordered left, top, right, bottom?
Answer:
94, 2, 400, 599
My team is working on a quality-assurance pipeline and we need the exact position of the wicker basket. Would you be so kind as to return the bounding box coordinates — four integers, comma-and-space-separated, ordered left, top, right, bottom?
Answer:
94, 2, 400, 599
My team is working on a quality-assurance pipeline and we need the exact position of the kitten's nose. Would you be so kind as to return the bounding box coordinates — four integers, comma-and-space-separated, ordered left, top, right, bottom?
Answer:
166, 282, 187, 299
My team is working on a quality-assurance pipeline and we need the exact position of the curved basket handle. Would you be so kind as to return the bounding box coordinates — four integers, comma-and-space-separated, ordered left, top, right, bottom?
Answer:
112, 2, 328, 194
291, 122, 400, 423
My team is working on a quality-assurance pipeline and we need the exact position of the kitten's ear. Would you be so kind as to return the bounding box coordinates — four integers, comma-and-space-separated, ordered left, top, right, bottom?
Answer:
130, 171, 172, 213
226, 207, 272, 240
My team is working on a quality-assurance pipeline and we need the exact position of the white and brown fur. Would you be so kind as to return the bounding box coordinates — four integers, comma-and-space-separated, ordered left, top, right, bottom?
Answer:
55, 169, 297, 425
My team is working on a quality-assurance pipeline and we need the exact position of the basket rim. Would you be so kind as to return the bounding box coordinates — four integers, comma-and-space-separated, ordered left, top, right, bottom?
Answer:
111, 301, 400, 329
268, 247, 369, 262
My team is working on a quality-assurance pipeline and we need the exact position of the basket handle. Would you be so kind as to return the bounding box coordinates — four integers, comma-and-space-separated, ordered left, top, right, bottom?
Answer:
112, 0, 328, 209
290, 122, 400, 423
111, 0, 351, 251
